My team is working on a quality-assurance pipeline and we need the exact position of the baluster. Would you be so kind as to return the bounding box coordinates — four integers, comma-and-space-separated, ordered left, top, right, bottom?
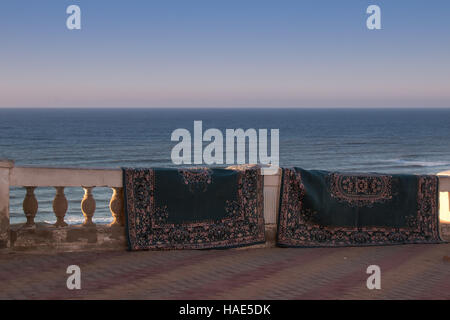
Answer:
23, 186, 38, 228
109, 187, 124, 227
53, 187, 68, 227
81, 187, 96, 226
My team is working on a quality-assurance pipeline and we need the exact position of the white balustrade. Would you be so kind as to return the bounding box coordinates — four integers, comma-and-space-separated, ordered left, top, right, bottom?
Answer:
9, 165, 123, 230
0, 159, 448, 250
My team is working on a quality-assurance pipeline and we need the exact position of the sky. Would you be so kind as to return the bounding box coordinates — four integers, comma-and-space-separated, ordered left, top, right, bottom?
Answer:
0, 0, 449, 108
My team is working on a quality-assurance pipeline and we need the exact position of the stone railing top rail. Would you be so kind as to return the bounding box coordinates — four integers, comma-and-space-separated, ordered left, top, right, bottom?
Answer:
1, 159, 448, 190
5, 163, 282, 188
10, 166, 123, 188
438, 171, 450, 191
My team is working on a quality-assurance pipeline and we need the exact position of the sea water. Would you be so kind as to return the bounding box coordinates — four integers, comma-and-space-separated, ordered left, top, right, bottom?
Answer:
1, 108, 449, 224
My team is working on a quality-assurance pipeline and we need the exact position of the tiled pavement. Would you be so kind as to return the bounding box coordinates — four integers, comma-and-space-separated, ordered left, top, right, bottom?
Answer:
1, 244, 450, 300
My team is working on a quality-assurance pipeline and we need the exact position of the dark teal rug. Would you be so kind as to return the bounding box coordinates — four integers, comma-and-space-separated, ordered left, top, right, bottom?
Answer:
123, 167, 265, 250
277, 168, 443, 247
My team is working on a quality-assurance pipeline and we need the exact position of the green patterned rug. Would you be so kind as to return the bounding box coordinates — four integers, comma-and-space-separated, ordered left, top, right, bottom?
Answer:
277, 168, 443, 247
123, 167, 265, 250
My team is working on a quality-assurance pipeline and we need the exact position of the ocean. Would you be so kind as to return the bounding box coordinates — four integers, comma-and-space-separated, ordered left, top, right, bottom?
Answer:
1, 108, 449, 225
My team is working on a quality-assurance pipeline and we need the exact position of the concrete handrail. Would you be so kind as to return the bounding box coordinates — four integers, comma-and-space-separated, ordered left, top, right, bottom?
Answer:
10, 166, 123, 188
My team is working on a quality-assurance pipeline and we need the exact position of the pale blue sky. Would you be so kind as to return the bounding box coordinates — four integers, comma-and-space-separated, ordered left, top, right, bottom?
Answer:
0, 0, 449, 108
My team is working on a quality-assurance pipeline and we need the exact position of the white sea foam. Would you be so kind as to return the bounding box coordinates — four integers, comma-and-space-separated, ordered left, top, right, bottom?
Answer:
43, 216, 113, 225
382, 159, 450, 167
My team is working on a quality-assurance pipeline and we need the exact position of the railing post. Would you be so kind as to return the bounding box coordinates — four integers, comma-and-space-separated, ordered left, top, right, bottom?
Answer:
437, 173, 450, 223
0, 160, 14, 248
53, 187, 68, 227
263, 167, 281, 247
81, 186, 96, 226
23, 187, 38, 228
109, 187, 124, 227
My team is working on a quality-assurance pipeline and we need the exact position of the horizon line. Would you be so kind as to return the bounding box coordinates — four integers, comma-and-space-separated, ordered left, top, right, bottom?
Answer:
1, 106, 450, 110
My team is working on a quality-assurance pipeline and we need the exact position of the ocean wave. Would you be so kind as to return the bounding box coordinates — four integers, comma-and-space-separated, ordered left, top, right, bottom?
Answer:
10, 214, 113, 225
380, 159, 450, 167
43, 216, 113, 225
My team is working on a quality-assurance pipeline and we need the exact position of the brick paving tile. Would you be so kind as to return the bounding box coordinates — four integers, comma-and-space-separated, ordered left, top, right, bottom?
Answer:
0, 244, 449, 300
